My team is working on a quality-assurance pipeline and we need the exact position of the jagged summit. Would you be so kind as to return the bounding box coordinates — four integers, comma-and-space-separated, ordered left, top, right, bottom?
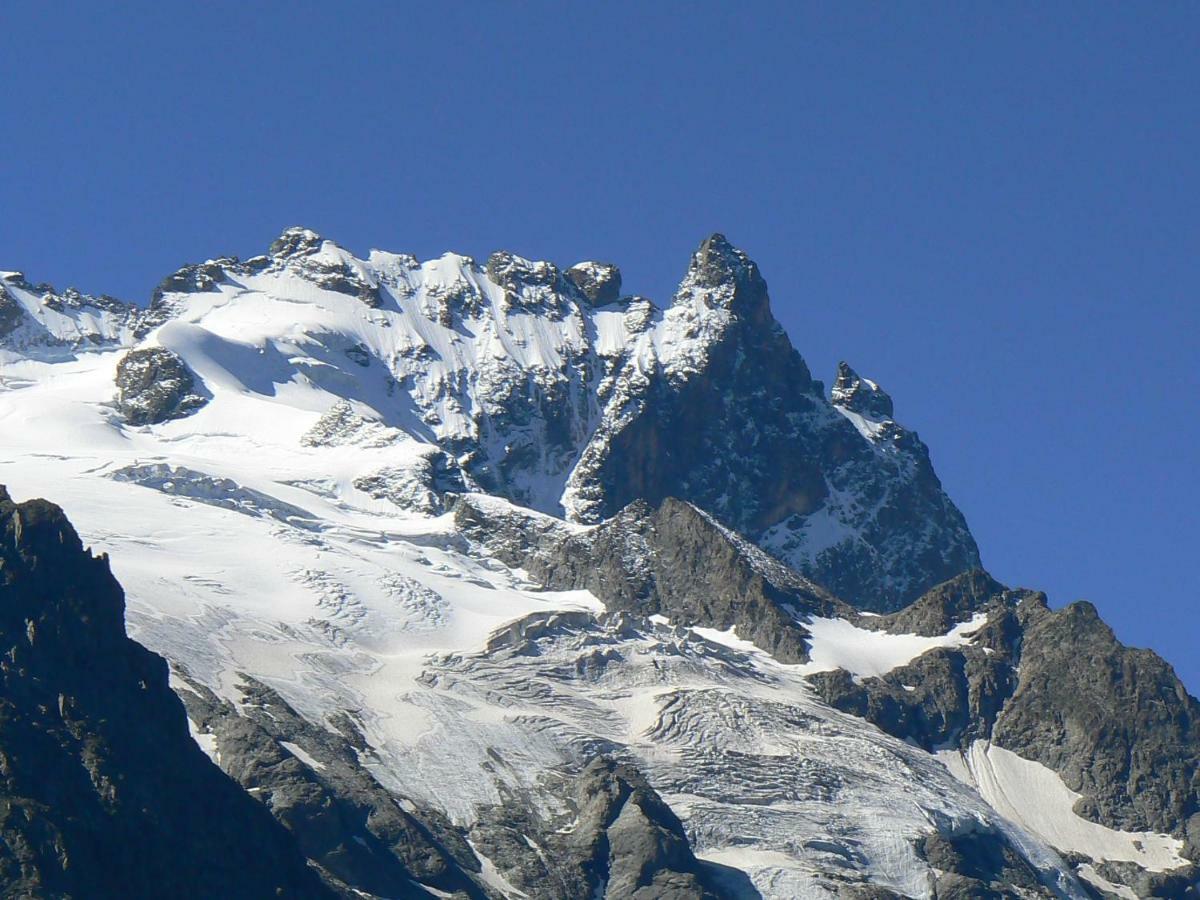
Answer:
832, 360, 895, 419
0, 229, 981, 610
686, 232, 763, 290
268, 225, 326, 258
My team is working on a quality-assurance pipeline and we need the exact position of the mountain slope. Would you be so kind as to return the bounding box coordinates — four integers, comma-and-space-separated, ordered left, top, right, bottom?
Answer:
0, 486, 330, 899
0, 229, 1195, 899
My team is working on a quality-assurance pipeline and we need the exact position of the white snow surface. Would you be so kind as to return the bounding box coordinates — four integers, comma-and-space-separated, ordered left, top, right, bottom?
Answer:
801, 612, 989, 680
938, 742, 1187, 872
695, 612, 989, 683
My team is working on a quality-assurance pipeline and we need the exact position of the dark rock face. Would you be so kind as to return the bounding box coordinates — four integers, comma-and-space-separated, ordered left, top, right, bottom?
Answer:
0, 486, 330, 899
576, 235, 829, 535
0, 286, 23, 339
174, 673, 488, 899
809, 573, 1028, 754
916, 824, 1052, 898
531, 498, 849, 663
809, 569, 1200, 871
114, 346, 207, 425
353, 452, 467, 515
993, 598, 1200, 839
565, 261, 623, 305
469, 756, 732, 900
568, 234, 980, 611
454, 495, 847, 664
831, 362, 894, 420
150, 261, 226, 306
485, 251, 573, 317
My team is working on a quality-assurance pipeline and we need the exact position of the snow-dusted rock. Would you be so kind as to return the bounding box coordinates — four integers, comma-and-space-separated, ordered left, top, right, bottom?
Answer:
114, 346, 207, 425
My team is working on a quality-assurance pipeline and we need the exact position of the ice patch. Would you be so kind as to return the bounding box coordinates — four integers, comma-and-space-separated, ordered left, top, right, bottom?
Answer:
801, 613, 988, 680
280, 740, 326, 772
938, 741, 1187, 872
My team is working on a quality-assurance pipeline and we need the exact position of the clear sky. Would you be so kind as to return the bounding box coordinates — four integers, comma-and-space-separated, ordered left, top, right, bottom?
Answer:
3, 3, 1197, 687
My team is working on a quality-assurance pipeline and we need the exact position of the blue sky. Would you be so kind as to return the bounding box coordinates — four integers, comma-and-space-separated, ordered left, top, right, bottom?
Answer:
2, 3, 1197, 686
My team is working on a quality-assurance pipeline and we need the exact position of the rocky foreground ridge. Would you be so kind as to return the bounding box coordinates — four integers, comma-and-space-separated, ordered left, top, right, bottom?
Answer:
0, 232, 1196, 898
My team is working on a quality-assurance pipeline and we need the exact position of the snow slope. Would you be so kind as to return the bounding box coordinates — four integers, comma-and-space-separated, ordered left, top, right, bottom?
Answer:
938, 742, 1187, 872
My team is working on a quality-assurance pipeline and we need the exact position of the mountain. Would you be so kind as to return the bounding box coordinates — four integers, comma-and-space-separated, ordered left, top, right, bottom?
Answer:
0, 231, 1195, 899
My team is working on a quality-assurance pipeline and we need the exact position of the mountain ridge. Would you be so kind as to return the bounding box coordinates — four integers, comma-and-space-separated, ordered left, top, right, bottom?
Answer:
1, 227, 981, 612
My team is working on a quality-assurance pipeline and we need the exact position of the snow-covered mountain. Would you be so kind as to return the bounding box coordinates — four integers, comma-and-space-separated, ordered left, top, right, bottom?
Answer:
0, 231, 1196, 899
12, 227, 976, 610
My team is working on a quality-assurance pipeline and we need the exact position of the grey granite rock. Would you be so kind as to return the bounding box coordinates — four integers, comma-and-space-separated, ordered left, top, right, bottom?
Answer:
469, 756, 736, 899
565, 261, 623, 305
916, 820, 1052, 898
454, 494, 848, 664
993, 596, 1200, 840
114, 346, 208, 425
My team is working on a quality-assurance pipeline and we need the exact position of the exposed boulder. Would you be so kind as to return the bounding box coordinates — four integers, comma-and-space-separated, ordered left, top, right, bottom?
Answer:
114, 346, 207, 425
566, 261, 623, 305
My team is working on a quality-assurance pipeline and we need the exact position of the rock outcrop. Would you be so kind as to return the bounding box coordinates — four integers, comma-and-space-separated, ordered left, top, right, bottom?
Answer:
174, 673, 490, 899
470, 756, 734, 900
0, 486, 330, 899
114, 346, 207, 425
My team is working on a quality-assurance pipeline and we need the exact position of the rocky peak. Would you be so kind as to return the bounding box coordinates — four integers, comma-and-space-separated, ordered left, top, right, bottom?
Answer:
671, 233, 767, 319
832, 361, 895, 420
268, 225, 326, 258
565, 261, 622, 305
150, 261, 227, 307
685, 233, 763, 292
